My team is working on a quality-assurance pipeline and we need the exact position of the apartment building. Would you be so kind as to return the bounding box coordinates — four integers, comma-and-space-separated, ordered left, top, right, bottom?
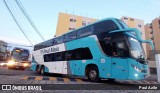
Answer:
0, 40, 7, 61
55, 12, 97, 36
145, 17, 160, 60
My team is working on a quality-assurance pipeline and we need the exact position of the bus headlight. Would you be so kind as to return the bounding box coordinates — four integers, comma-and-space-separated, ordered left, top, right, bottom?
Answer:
134, 74, 138, 77
131, 64, 142, 72
7, 61, 15, 66
23, 63, 29, 67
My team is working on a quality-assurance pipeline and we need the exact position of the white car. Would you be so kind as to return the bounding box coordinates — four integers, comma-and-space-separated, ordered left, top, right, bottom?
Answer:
0, 62, 8, 67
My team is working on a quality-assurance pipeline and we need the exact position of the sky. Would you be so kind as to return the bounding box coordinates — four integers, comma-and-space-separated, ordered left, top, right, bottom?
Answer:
0, 0, 160, 46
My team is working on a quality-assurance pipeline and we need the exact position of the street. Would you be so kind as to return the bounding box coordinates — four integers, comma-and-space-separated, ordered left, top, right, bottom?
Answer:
0, 66, 160, 93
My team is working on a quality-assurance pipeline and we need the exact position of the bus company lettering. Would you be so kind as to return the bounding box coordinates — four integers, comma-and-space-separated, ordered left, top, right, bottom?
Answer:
40, 46, 59, 54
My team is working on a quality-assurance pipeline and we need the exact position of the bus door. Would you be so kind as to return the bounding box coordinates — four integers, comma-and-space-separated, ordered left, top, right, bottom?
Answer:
65, 50, 82, 75
72, 60, 82, 75
111, 41, 129, 79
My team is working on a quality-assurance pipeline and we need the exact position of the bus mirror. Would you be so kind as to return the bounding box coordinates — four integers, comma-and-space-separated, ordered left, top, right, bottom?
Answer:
140, 40, 154, 50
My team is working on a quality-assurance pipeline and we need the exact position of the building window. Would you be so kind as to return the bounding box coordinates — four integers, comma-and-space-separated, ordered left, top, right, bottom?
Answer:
138, 24, 141, 28
88, 22, 91, 25
82, 21, 86, 26
70, 19, 76, 22
130, 18, 134, 21
149, 23, 152, 28
123, 17, 128, 20
150, 30, 153, 34
151, 36, 154, 40
69, 28, 72, 30
69, 27, 75, 30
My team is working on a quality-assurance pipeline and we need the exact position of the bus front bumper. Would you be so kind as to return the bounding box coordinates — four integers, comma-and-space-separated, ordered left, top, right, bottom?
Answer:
7, 61, 30, 69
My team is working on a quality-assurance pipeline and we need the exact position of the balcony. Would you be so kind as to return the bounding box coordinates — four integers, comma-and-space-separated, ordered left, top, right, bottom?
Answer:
158, 20, 160, 28
150, 30, 153, 34
149, 23, 152, 28
150, 36, 154, 40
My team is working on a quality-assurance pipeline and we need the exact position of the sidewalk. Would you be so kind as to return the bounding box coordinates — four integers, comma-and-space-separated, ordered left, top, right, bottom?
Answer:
146, 74, 158, 82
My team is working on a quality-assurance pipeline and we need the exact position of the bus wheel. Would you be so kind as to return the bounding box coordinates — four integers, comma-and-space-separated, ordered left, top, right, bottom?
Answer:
87, 66, 100, 82
36, 65, 39, 73
39, 66, 45, 75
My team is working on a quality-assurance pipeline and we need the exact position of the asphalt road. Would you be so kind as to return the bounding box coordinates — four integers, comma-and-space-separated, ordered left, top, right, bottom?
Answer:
0, 67, 160, 93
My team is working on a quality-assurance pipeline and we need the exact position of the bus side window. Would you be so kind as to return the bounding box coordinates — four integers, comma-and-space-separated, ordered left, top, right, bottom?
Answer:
75, 49, 81, 60
75, 48, 93, 60
81, 48, 93, 59
64, 32, 77, 42
65, 50, 75, 60
53, 36, 64, 45
53, 52, 62, 61
94, 20, 119, 34
78, 26, 93, 38
44, 54, 51, 62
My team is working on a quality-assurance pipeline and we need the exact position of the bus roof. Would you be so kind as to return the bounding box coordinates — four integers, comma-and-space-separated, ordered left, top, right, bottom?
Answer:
35, 17, 117, 46
58, 17, 116, 36
13, 47, 29, 51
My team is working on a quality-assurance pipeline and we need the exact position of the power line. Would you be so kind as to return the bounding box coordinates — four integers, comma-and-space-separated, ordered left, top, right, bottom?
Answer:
9, 0, 38, 44
15, 0, 45, 41
3, 0, 33, 46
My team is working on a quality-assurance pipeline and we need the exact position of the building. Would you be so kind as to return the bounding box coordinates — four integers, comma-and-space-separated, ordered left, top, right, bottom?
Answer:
121, 16, 147, 57
0, 40, 7, 61
145, 17, 160, 60
56, 12, 97, 36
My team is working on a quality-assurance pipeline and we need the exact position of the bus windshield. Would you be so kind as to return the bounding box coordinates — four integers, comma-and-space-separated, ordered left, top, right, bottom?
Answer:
21, 52, 29, 61
11, 49, 29, 62
11, 51, 21, 62
128, 37, 145, 60
116, 19, 129, 29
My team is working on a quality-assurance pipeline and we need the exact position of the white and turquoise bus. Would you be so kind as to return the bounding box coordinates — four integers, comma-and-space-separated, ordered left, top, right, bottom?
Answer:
31, 18, 154, 82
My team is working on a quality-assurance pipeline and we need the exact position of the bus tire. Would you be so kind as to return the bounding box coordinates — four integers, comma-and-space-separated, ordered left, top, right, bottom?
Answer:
39, 66, 45, 75
36, 65, 39, 73
87, 66, 100, 82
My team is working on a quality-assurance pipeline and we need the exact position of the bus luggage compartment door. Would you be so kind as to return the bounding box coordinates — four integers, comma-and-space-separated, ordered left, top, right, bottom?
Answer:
111, 58, 128, 79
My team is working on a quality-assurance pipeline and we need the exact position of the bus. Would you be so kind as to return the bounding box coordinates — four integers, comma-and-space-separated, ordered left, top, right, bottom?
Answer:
31, 18, 154, 82
7, 47, 31, 70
